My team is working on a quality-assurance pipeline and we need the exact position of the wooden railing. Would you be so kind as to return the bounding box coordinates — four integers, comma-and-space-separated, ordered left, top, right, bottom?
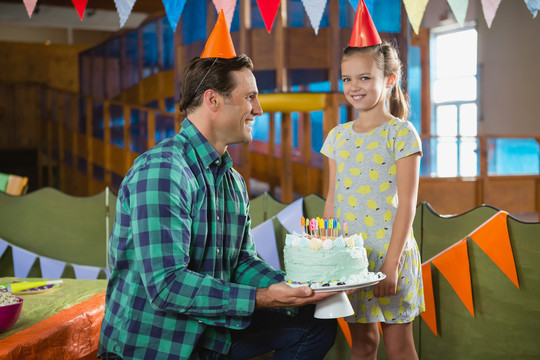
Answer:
39, 87, 540, 218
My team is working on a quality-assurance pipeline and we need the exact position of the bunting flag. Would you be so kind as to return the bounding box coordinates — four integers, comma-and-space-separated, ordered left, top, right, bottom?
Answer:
256, 0, 281, 33
0, 238, 8, 258
447, 0, 469, 27
12, 245, 38, 278
251, 219, 281, 270
420, 262, 438, 336
431, 239, 475, 317
276, 197, 304, 234
468, 211, 519, 288
402, 0, 429, 34
114, 0, 137, 28
23, 0, 38, 18
162, 0, 187, 32
39, 256, 67, 279
212, 0, 237, 30
73, 264, 102, 280
480, 0, 502, 28
71, 0, 88, 21
337, 318, 352, 346
39, 256, 66, 279
524, 0, 540, 18
0, 238, 108, 280
301, 0, 329, 35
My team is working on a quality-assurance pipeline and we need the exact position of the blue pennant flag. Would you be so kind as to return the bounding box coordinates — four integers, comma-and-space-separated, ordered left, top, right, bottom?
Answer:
162, 0, 187, 32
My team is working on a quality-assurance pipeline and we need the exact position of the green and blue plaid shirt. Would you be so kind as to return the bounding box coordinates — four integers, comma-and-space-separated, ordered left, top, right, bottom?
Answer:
99, 119, 284, 360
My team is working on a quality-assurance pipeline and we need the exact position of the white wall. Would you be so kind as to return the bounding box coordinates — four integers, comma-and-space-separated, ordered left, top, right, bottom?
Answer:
477, 0, 540, 135
422, 0, 540, 135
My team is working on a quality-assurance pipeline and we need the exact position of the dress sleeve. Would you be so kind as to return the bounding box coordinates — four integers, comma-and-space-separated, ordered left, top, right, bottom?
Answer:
393, 121, 422, 161
320, 126, 338, 159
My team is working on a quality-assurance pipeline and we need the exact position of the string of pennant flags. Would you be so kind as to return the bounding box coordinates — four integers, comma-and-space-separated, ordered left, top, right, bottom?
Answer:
0, 189, 521, 341
20, 0, 540, 35
0, 237, 109, 280
420, 210, 520, 336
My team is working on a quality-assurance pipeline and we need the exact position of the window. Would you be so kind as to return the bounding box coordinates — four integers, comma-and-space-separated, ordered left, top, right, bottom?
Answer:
430, 27, 478, 177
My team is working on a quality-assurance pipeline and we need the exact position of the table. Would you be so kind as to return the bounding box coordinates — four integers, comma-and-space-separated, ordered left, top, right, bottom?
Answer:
0, 277, 107, 359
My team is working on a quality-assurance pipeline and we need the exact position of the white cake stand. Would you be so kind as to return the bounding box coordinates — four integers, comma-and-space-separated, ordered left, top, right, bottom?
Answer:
312, 274, 386, 319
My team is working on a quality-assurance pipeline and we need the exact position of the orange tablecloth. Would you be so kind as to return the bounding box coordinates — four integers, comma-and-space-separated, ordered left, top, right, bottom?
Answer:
0, 278, 107, 360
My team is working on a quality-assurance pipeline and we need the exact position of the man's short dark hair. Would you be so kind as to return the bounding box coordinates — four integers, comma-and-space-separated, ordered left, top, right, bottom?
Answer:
178, 54, 254, 115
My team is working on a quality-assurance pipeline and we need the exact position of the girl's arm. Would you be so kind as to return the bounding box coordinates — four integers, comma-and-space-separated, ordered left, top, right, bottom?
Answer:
374, 153, 421, 298
323, 158, 337, 219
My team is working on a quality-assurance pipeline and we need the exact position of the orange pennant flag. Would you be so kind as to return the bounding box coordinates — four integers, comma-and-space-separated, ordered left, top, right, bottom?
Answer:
469, 211, 519, 289
432, 239, 474, 317
420, 262, 437, 336
337, 318, 351, 347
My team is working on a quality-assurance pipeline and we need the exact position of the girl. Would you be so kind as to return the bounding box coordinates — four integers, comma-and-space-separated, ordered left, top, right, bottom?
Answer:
322, 42, 425, 360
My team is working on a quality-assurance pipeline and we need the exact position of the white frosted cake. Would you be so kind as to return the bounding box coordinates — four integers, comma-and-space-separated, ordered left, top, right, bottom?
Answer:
284, 232, 378, 289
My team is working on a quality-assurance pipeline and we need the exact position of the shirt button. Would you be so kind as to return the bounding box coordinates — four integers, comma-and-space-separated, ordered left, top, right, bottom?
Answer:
215, 160, 219, 164
216, 248, 220, 254
287, 311, 292, 316
217, 216, 220, 221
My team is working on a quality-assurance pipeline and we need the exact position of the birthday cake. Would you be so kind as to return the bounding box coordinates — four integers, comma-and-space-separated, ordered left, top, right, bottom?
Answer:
284, 218, 379, 289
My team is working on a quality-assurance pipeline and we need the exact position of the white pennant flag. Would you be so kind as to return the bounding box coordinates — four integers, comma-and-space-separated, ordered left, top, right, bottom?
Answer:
301, 0, 329, 35
73, 264, 102, 280
39, 256, 67, 279
276, 197, 304, 234
251, 219, 281, 270
0, 238, 9, 258
12, 245, 38, 278
114, 0, 137, 28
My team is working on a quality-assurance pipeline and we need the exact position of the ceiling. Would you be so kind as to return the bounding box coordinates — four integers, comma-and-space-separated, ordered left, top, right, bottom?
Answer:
0, 0, 165, 45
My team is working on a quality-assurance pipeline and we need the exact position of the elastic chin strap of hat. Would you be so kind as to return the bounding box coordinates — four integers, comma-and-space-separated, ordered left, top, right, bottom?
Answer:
184, 57, 219, 111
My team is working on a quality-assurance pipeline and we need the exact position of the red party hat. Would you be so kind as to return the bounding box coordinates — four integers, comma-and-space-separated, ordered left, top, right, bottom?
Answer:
201, 10, 237, 59
349, 0, 382, 48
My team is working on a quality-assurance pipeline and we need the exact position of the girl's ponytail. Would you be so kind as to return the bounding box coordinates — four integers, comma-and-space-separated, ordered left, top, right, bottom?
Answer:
380, 42, 410, 121
388, 80, 409, 121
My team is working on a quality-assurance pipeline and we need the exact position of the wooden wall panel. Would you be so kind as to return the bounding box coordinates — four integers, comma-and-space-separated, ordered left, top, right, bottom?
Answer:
286, 28, 329, 69
0, 83, 40, 148
484, 177, 537, 214
109, 145, 129, 176
92, 138, 106, 168
250, 29, 276, 70
417, 179, 478, 215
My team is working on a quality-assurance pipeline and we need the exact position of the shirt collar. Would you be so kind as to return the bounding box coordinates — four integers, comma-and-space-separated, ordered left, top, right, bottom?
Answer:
181, 118, 233, 170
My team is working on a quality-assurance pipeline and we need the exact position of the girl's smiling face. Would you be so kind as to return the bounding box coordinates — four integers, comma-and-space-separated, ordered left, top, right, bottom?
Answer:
341, 52, 389, 112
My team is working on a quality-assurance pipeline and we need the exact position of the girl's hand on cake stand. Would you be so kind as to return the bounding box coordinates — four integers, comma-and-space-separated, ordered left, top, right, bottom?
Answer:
255, 282, 343, 309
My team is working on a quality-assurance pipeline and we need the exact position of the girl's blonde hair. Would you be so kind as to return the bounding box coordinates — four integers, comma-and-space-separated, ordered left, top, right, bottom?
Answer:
343, 42, 409, 120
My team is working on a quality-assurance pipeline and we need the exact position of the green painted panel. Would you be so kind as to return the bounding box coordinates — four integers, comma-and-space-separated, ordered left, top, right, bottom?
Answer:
0, 187, 116, 269
418, 204, 540, 360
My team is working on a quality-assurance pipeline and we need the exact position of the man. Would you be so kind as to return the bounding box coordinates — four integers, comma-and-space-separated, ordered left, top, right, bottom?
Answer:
98, 51, 343, 360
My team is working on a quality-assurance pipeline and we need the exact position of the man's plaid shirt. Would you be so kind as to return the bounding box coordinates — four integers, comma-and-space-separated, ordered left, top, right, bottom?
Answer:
99, 119, 284, 360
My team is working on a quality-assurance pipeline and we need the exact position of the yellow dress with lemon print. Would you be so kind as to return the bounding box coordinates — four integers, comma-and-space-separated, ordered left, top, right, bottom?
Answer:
321, 118, 425, 324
